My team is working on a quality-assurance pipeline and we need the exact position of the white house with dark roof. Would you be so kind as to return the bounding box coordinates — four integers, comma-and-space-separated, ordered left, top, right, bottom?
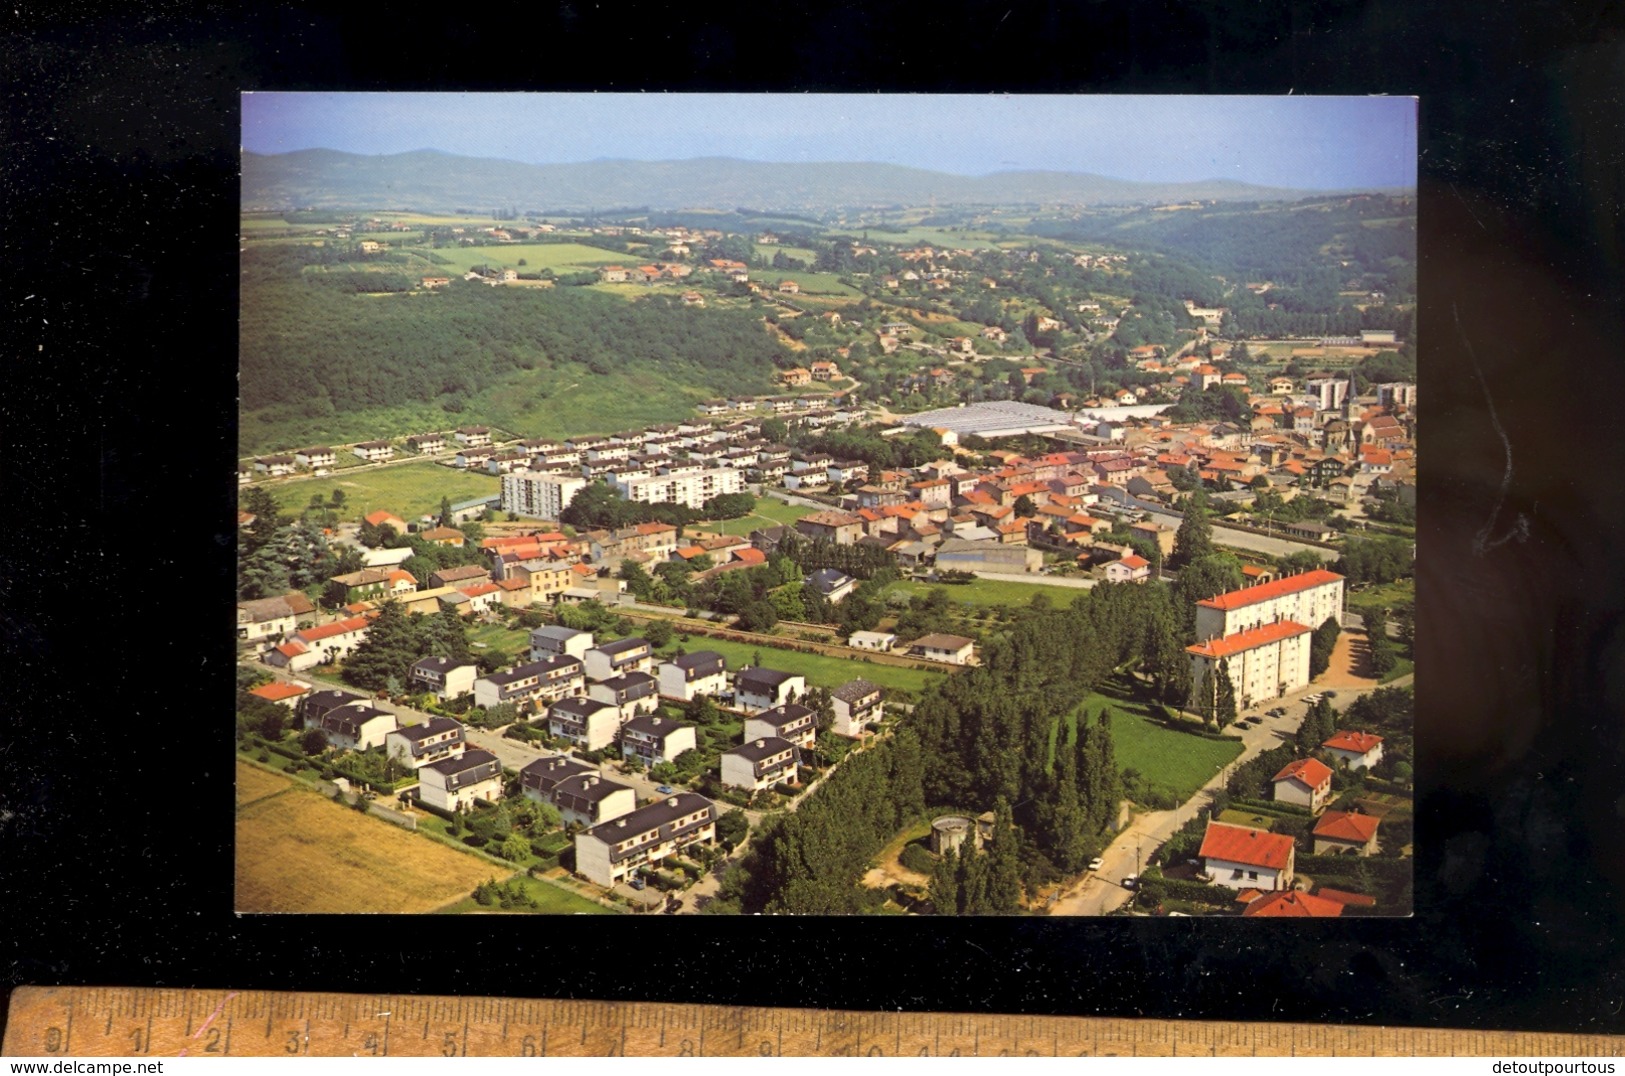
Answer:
384, 717, 466, 770
744, 703, 816, 752
618, 714, 697, 766
587, 671, 660, 721
529, 625, 594, 662
299, 688, 368, 726
237, 597, 298, 647
418, 749, 503, 813
720, 736, 800, 793
583, 637, 653, 682
473, 655, 584, 714
805, 568, 857, 604
734, 667, 805, 714
315, 702, 398, 751
656, 651, 727, 701
518, 755, 594, 802
549, 772, 638, 828
831, 679, 884, 738
574, 792, 717, 888
408, 656, 478, 700
907, 633, 976, 665
545, 697, 623, 752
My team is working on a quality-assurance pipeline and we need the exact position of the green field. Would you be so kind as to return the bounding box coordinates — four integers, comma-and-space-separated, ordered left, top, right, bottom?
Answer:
828, 226, 1005, 249
885, 577, 1089, 611
693, 498, 814, 537
1056, 690, 1244, 801
267, 460, 500, 522
425, 243, 647, 275
756, 244, 818, 265
434, 872, 617, 915
666, 636, 941, 695
757, 271, 864, 297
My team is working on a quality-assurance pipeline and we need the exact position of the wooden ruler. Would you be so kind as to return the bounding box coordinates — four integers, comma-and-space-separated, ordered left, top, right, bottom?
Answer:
5, 987, 1622, 1058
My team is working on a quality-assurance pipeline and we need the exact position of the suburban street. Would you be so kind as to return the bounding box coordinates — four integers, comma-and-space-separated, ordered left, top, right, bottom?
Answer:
1047, 670, 1412, 916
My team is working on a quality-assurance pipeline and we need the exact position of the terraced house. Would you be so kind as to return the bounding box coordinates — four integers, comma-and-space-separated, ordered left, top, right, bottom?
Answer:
544, 697, 623, 752
574, 792, 718, 888
473, 655, 585, 713
418, 749, 503, 813
384, 716, 466, 770
720, 736, 800, 793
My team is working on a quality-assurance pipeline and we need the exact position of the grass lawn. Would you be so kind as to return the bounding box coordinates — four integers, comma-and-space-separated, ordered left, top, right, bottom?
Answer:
1052, 688, 1243, 801
467, 621, 533, 658
267, 460, 500, 523
885, 577, 1088, 611
1347, 577, 1415, 619
434, 872, 616, 915
1219, 808, 1294, 830
663, 636, 941, 695
1379, 657, 1414, 684
693, 498, 814, 536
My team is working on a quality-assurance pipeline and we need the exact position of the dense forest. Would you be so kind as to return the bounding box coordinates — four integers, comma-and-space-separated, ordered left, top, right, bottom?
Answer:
239, 245, 787, 420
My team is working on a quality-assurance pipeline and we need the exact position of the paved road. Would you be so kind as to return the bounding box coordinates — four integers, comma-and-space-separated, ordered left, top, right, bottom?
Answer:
1138, 508, 1341, 563
1047, 673, 1413, 917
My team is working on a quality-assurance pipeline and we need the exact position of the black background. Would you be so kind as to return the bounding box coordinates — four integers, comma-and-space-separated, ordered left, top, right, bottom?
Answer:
5, 0, 1625, 1038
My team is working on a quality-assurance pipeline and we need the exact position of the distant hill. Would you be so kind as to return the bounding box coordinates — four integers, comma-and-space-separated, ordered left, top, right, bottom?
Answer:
241, 149, 1359, 213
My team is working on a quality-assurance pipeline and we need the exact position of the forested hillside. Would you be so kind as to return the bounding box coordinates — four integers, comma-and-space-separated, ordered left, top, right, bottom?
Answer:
239, 245, 787, 450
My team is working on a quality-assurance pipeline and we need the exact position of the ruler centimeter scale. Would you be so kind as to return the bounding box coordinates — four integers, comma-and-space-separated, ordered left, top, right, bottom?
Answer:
5, 988, 1621, 1058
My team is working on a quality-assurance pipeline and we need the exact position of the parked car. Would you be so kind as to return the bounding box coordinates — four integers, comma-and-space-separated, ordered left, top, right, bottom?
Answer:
1121, 874, 1138, 890
655, 785, 675, 795
1324, 691, 1338, 699
629, 876, 646, 891
1088, 857, 1104, 872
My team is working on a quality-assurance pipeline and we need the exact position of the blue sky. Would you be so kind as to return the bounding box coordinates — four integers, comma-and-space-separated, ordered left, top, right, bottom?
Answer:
242, 93, 1416, 190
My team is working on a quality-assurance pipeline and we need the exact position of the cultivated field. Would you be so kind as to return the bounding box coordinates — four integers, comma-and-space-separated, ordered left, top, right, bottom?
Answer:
236, 761, 295, 807
425, 243, 647, 275
268, 460, 500, 523
235, 762, 497, 914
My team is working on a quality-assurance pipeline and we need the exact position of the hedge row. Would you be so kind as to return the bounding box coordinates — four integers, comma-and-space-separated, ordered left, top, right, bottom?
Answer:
1231, 797, 1311, 817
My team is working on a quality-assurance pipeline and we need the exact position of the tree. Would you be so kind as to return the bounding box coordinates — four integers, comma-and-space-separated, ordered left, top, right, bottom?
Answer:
1214, 658, 1238, 728
499, 833, 531, 862
642, 619, 674, 650
1013, 494, 1037, 519
1309, 616, 1342, 679
1169, 490, 1214, 569
986, 797, 1023, 913
930, 847, 960, 914
341, 600, 421, 691
1176, 553, 1245, 610
300, 728, 328, 756
717, 808, 750, 850
438, 496, 454, 528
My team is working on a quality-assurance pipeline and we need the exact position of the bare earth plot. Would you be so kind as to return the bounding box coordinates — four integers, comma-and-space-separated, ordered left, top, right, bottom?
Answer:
235, 762, 494, 914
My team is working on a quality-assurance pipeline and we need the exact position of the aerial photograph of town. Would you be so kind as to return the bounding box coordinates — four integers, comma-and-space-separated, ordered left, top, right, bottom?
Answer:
235, 93, 1417, 918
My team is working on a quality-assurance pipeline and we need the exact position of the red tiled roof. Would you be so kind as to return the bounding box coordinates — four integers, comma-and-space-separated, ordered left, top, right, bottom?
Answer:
1186, 620, 1311, 660
250, 682, 308, 702
1272, 757, 1334, 790
387, 570, 417, 585
460, 582, 501, 597
298, 616, 370, 642
274, 642, 307, 658
1242, 890, 1344, 918
1199, 822, 1295, 871
1118, 555, 1149, 569
1196, 569, 1344, 612
363, 510, 402, 527
1315, 887, 1378, 907
1313, 810, 1381, 843
1324, 730, 1384, 754
732, 547, 767, 565
498, 578, 529, 591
